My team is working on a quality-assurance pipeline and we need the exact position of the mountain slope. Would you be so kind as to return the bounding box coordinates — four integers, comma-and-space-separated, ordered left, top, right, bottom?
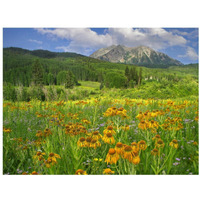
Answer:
90, 45, 183, 67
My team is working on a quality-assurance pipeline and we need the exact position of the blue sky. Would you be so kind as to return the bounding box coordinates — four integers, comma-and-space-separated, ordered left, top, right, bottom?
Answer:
3, 28, 198, 64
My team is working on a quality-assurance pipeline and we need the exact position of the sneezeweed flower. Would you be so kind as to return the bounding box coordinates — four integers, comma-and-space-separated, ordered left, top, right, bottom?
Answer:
103, 126, 116, 135
193, 141, 198, 146
105, 148, 119, 164
82, 118, 91, 124
132, 152, 140, 165
115, 142, 124, 155
151, 148, 159, 156
90, 138, 101, 149
44, 158, 54, 168
44, 128, 52, 137
131, 142, 139, 153
85, 137, 92, 147
136, 112, 143, 120
103, 168, 115, 175
49, 152, 61, 161
33, 151, 46, 161
3, 127, 12, 133
22, 172, 28, 175
120, 125, 130, 131
36, 130, 43, 137
123, 145, 133, 162
45, 152, 61, 167
138, 120, 149, 130
148, 120, 159, 129
75, 169, 87, 175
102, 132, 115, 144
77, 137, 86, 147
104, 107, 127, 118
92, 131, 102, 140
155, 139, 165, 148
138, 140, 147, 150
30, 171, 38, 175
152, 134, 161, 141
169, 139, 179, 149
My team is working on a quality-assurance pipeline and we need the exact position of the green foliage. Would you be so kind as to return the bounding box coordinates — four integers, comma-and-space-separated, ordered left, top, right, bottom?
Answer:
57, 70, 76, 88
105, 72, 127, 88
32, 59, 44, 86
47, 73, 54, 85
65, 71, 76, 89
129, 80, 135, 88
3, 83, 17, 101
27, 86, 45, 101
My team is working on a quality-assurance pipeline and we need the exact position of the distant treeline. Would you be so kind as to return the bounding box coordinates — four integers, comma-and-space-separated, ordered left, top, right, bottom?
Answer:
3, 47, 198, 90
3, 47, 142, 88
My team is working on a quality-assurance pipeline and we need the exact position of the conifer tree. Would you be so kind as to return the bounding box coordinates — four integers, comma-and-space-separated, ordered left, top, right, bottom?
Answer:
65, 71, 75, 89
47, 73, 54, 85
125, 66, 130, 81
138, 68, 142, 85
32, 59, 44, 86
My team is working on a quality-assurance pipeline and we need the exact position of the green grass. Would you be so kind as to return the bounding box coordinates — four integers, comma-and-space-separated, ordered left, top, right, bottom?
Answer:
78, 81, 101, 89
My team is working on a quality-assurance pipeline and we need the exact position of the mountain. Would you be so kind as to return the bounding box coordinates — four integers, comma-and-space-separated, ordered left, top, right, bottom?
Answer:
90, 45, 183, 67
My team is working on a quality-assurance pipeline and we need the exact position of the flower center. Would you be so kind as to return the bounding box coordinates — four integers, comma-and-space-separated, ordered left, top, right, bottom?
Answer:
116, 142, 123, 148
36, 152, 42, 156
49, 153, 54, 157
139, 140, 145, 145
106, 133, 112, 138
172, 139, 178, 144
91, 139, 97, 144
108, 148, 116, 155
80, 137, 85, 142
124, 146, 132, 152
93, 131, 99, 135
107, 126, 113, 130
157, 139, 164, 144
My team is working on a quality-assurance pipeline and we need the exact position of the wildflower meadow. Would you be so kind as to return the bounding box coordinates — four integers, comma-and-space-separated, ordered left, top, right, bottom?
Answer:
3, 97, 199, 175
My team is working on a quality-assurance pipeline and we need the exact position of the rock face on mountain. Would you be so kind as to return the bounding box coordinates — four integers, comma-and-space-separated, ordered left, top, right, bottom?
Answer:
90, 45, 183, 67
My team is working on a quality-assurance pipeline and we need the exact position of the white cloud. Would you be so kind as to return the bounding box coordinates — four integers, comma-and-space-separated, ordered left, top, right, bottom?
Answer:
178, 47, 198, 61
170, 29, 189, 36
29, 39, 43, 44
36, 28, 188, 55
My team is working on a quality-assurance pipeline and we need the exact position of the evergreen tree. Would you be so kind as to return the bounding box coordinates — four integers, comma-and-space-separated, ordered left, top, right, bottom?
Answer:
32, 59, 44, 86
100, 81, 104, 90
125, 66, 130, 81
138, 68, 142, 85
47, 73, 54, 85
65, 71, 75, 88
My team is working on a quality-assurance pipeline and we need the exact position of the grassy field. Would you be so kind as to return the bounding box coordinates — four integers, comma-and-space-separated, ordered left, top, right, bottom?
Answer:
3, 96, 199, 175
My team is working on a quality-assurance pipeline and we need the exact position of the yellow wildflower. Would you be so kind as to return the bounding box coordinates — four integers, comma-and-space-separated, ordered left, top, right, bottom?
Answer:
103, 168, 115, 175
105, 148, 119, 164
75, 169, 87, 175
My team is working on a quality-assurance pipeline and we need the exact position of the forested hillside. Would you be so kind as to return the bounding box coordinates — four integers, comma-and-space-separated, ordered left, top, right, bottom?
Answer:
3, 47, 198, 101
4, 47, 139, 86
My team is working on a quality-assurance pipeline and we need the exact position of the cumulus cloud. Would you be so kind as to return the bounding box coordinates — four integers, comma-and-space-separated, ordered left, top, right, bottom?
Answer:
108, 28, 187, 50
178, 46, 198, 61
36, 28, 113, 54
29, 39, 43, 44
36, 28, 188, 55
